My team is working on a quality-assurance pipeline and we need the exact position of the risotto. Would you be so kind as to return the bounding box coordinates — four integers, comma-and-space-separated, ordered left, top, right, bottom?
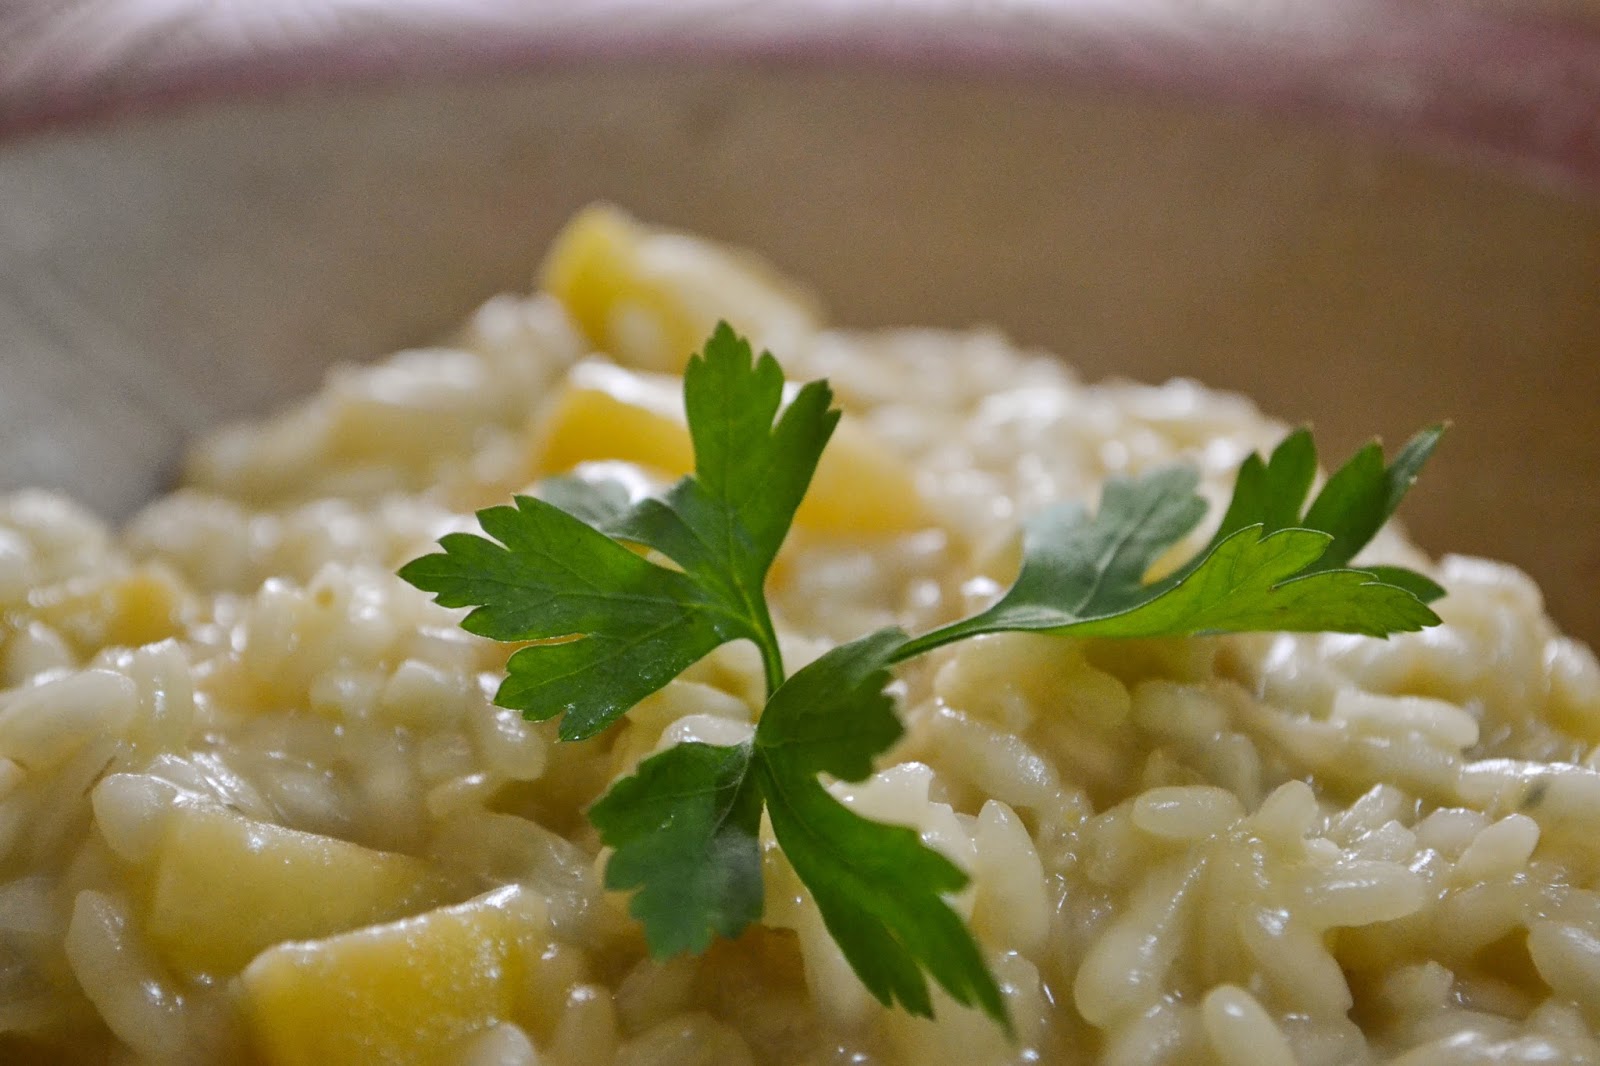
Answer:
1, 207, 1598, 1065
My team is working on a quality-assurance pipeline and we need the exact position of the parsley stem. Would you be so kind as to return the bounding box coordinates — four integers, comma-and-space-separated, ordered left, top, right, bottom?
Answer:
751, 599, 786, 698
888, 628, 954, 664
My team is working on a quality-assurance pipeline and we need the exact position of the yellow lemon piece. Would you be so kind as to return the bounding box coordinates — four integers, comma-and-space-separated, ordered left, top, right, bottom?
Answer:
540, 204, 818, 372
533, 361, 930, 538
241, 886, 541, 1066
145, 806, 452, 976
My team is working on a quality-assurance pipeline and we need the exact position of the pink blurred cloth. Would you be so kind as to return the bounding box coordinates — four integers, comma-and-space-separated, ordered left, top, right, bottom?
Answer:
3, 0, 1598, 190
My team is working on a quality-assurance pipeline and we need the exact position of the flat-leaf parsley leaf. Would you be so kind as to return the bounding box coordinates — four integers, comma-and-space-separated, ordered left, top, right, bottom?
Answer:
590, 628, 1005, 1023
895, 425, 1444, 658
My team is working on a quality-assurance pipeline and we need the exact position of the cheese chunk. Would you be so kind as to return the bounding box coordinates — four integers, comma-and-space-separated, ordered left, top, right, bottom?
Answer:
241, 886, 542, 1066
146, 805, 450, 975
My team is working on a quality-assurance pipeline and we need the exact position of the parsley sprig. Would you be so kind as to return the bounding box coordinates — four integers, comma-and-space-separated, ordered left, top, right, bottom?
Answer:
895, 423, 1444, 657
400, 324, 1444, 1029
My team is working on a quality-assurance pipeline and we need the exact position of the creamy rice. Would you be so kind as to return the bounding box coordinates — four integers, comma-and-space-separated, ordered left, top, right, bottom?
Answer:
2, 208, 1598, 1065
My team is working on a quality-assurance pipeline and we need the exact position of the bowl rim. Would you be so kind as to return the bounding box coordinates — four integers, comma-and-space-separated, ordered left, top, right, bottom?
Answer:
2, 0, 1599, 195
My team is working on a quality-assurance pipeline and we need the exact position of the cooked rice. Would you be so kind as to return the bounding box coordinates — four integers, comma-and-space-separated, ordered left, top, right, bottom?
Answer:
1, 212, 1598, 1065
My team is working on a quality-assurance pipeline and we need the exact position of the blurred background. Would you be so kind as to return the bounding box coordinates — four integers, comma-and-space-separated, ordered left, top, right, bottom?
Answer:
1, 0, 1597, 639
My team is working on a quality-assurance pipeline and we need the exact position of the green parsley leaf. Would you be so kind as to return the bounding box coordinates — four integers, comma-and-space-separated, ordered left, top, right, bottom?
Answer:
399, 324, 838, 738
1210, 425, 1318, 540
1188, 425, 1445, 596
755, 629, 1006, 1025
752, 627, 907, 782
1359, 564, 1447, 603
536, 470, 639, 530
1299, 424, 1446, 577
588, 739, 764, 956
396, 496, 733, 740
898, 426, 1445, 657
590, 629, 1007, 1025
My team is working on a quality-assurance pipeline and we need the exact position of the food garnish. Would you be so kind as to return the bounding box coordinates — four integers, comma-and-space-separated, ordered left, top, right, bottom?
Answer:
400, 324, 1444, 1028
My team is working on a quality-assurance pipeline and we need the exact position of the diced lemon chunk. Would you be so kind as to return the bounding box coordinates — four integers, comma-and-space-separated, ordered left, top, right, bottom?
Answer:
146, 806, 451, 975
532, 361, 929, 538
241, 886, 543, 1066
540, 205, 818, 372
